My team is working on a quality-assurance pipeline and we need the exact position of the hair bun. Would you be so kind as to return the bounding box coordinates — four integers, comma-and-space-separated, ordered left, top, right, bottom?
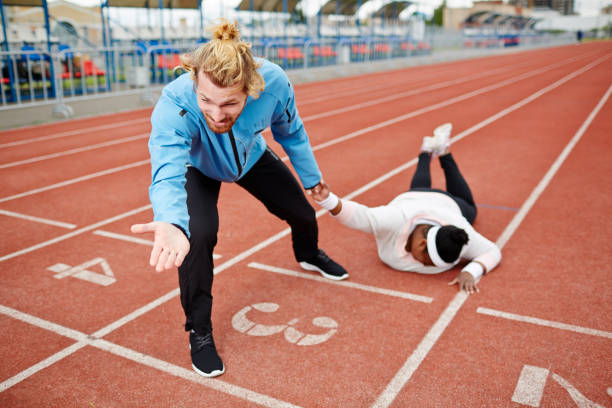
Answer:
450, 228, 469, 246
436, 225, 469, 263
212, 20, 240, 41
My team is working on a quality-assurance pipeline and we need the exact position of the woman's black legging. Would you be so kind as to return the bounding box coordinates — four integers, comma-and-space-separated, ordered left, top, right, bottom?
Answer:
409, 152, 477, 224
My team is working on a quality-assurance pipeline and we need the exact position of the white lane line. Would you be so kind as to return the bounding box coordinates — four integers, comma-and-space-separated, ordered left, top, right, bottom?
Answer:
0, 146, 425, 388
0, 208, 76, 229
0, 47, 591, 156
0, 306, 301, 407
248, 262, 433, 303
94, 339, 302, 408
0, 205, 152, 263
0, 134, 148, 169
371, 65, 612, 408
552, 373, 606, 408
0, 304, 87, 341
495, 81, 612, 249
1, 55, 607, 400
93, 229, 154, 246
0, 342, 88, 392
0, 59, 504, 155
298, 54, 591, 157
92, 230, 222, 259
300, 64, 517, 121
512, 365, 549, 407
477, 307, 612, 339
299, 52, 589, 123
450, 55, 612, 155
0, 53, 586, 204
0, 159, 150, 204
6, 56, 603, 343
92, 288, 180, 339
0, 117, 149, 149
476, 203, 519, 212
296, 49, 597, 107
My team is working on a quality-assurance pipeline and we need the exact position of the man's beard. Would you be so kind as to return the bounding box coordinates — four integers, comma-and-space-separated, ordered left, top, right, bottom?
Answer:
204, 114, 237, 134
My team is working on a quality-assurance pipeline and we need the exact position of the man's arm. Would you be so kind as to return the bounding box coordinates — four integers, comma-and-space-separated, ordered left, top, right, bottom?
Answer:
268, 67, 322, 189
147, 98, 193, 236
131, 97, 193, 272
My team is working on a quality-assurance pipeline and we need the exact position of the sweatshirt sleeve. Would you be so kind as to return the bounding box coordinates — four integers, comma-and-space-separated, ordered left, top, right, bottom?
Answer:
460, 227, 502, 279
148, 96, 193, 237
268, 66, 322, 189
332, 199, 399, 235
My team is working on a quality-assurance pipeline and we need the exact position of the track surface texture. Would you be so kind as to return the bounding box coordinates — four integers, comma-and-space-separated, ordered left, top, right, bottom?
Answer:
1, 42, 611, 407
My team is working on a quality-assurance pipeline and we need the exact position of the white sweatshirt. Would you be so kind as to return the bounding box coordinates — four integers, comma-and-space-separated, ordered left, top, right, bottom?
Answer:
333, 191, 501, 279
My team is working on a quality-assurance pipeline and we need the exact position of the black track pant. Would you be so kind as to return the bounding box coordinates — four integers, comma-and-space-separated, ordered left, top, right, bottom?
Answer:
178, 149, 319, 333
409, 152, 477, 224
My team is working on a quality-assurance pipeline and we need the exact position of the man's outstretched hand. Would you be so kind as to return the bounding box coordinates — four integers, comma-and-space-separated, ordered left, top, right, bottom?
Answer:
131, 221, 189, 272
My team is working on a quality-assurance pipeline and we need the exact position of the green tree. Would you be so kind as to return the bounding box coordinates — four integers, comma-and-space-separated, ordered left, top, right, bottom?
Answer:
430, 1, 445, 26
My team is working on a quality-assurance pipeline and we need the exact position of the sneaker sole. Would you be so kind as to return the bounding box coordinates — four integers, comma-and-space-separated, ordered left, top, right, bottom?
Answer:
299, 262, 349, 281
434, 123, 452, 138
192, 363, 225, 378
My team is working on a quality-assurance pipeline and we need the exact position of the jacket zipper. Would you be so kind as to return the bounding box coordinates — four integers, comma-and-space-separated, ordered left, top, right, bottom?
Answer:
228, 129, 243, 177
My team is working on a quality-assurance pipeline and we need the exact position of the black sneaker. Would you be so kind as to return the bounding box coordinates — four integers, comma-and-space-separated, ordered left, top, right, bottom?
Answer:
299, 250, 349, 281
189, 330, 225, 378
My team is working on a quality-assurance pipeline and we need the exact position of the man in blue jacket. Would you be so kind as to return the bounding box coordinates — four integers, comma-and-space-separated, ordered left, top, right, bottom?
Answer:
131, 20, 347, 378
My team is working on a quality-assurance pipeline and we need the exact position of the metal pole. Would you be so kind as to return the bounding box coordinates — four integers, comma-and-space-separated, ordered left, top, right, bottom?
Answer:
250, 0, 254, 43
199, 0, 204, 41
0, 0, 7, 53
0, 0, 16, 103
42, 0, 56, 98
371, 10, 374, 37
336, 0, 340, 39
100, 1, 111, 91
317, 7, 321, 39
159, 0, 165, 43
283, 0, 287, 42
147, 2, 151, 28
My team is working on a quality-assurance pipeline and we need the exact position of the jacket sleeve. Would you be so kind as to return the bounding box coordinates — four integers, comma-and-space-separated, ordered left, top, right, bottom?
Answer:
148, 96, 193, 237
269, 67, 322, 189
460, 226, 502, 279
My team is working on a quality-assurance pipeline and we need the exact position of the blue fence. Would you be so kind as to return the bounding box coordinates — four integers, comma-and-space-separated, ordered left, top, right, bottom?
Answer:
1, 36, 434, 109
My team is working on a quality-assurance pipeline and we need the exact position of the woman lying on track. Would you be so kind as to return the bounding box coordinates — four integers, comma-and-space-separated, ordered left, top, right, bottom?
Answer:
311, 123, 502, 294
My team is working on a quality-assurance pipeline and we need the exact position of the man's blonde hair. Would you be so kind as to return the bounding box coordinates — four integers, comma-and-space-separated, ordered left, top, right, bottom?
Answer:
180, 19, 265, 98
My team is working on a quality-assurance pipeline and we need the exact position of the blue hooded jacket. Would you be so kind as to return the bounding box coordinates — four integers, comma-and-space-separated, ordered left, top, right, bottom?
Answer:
148, 59, 322, 237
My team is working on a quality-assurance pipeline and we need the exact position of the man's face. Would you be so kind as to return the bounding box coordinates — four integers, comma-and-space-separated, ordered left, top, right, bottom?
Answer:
195, 72, 248, 134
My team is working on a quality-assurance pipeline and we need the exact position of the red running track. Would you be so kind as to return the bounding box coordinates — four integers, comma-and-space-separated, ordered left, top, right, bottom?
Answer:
0, 42, 611, 407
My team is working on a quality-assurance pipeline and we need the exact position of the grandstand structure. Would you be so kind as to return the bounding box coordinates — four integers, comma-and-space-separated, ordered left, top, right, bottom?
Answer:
0, 0, 561, 122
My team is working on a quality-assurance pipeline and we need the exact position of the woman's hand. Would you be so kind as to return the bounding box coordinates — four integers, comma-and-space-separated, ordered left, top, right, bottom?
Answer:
449, 271, 479, 294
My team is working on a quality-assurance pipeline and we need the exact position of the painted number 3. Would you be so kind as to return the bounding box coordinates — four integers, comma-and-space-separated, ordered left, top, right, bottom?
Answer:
231, 303, 338, 346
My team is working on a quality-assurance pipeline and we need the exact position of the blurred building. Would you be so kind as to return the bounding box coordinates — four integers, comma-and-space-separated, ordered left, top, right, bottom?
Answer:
530, 0, 575, 15
444, 1, 532, 30
5, 0, 102, 46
